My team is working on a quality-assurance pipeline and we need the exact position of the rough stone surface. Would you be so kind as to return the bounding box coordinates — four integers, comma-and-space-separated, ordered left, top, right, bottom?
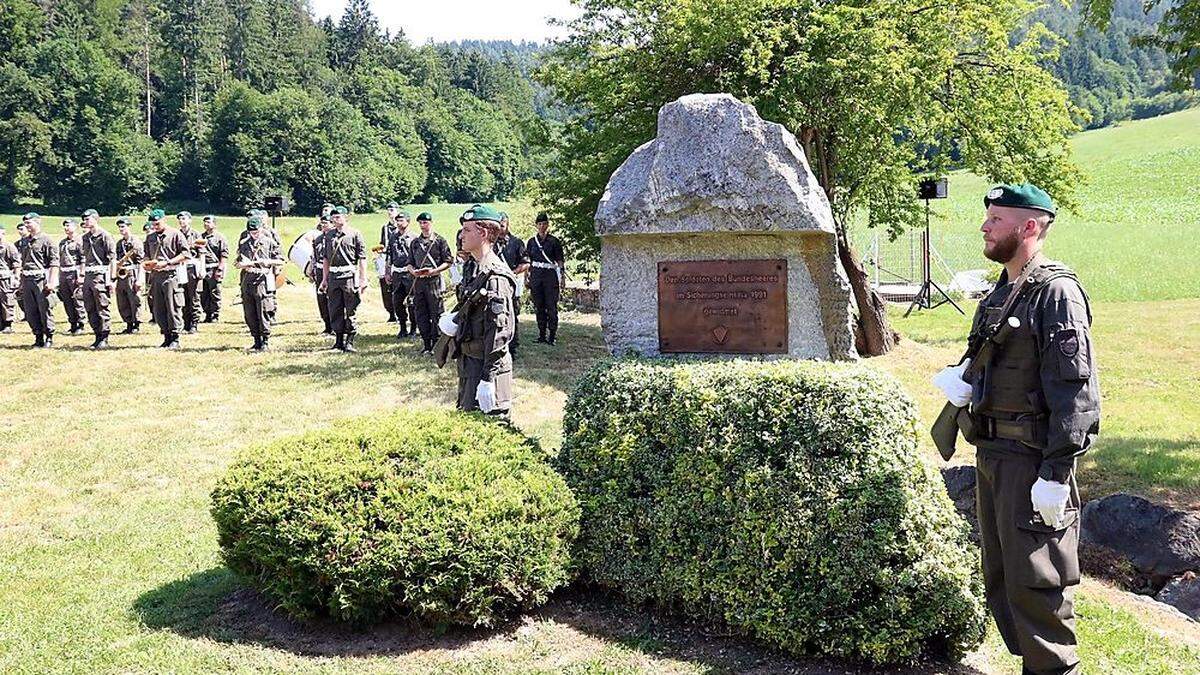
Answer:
941, 465, 979, 543
1157, 573, 1200, 620
594, 93, 855, 360
1081, 493, 1200, 579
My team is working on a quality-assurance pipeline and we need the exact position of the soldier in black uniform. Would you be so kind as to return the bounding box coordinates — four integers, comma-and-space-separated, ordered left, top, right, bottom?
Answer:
17, 213, 60, 347
493, 213, 530, 356
933, 184, 1100, 675
378, 202, 401, 323
114, 219, 143, 334
0, 223, 18, 333
58, 218, 86, 336
144, 209, 191, 349
441, 204, 517, 419
200, 215, 229, 323
385, 211, 415, 339
176, 211, 204, 333
79, 209, 117, 349
408, 212, 452, 354
236, 216, 284, 351
319, 206, 368, 352
526, 212, 565, 345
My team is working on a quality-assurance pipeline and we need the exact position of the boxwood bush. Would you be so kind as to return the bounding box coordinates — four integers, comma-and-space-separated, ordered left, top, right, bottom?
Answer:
559, 359, 986, 665
211, 409, 579, 626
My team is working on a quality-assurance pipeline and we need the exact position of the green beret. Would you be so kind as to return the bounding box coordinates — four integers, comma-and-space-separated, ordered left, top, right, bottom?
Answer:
246, 216, 264, 231
62, 219, 78, 227
535, 212, 549, 223
81, 208, 99, 219
464, 204, 503, 223
319, 215, 331, 224
116, 218, 131, 227
22, 212, 39, 221
203, 214, 215, 222
386, 201, 400, 209
397, 210, 410, 219
177, 210, 192, 219
417, 211, 433, 221
332, 206, 349, 215
984, 183, 1056, 218
149, 208, 165, 221
499, 211, 509, 221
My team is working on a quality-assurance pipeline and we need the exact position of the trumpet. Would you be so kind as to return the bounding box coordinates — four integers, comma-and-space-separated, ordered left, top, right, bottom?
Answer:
115, 247, 140, 279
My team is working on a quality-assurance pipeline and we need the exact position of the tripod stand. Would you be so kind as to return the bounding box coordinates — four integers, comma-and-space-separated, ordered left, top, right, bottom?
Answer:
904, 198, 964, 317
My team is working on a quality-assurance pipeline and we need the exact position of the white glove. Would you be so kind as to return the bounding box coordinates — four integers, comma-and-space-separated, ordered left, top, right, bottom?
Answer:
1030, 478, 1071, 529
932, 358, 973, 407
475, 380, 496, 413
437, 311, 459, 337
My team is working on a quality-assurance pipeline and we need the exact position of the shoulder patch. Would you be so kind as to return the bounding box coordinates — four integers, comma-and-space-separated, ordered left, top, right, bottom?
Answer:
1058, 329, 1079, 357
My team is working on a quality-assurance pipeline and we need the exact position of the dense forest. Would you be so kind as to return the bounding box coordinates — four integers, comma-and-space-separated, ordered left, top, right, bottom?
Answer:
0, 0, 1192, 214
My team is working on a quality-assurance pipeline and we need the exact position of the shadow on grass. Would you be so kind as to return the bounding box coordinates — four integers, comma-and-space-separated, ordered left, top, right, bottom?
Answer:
1080, 434, 1200, 508
131, 569, 983, 674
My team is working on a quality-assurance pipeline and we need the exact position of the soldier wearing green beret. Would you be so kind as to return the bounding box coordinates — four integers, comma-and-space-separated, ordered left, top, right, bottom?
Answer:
931, 183, 1099, 675
527, 212, 565, 345
235, 216, 284, 351
319, 206, 368, 352
58, 218, 87, 336
378, 202, 402, 323
16, 213, 60, 347
438, 205, 517, 418
407, 212, 453, 354
143, 209, 190, 349
175, 211, 205, 333
113, 219, 144, 334
0, 223, 20, 333
78, 209, 117, 349
310, 215, 334, 335
386, 210, 416, 339
200, 215, 229, 323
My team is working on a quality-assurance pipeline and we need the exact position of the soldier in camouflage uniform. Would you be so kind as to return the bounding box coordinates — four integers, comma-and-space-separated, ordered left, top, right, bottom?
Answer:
933, 184, 1100, 675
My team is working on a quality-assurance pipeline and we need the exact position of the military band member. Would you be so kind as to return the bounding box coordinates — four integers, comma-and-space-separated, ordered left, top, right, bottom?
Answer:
114, 219, 143, 334
79, 209, 117, 349
408, 212, 453, 354
526, 212, 565, 345
236, 216, 284, 351
311, 215, 333, 335
17, 213, 59, 347
58, 218, 86, 335
379, 201, 401, 323
386, 211, 416, 339
440, 205, 517, 418
144, 209, 190, 349
932, 184, 1100, 675
14, 221, 29, 319
0, 223, 19, 333
319, 206, 368, 352
176, 211, 204, 333
200, 215, 229, 323
141, 222, 157, 327
493, 213, 530, 357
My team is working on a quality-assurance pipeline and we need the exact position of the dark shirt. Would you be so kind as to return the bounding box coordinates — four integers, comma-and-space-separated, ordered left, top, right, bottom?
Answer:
202, 231, 230, 266
0, 241, 19, 280
81, 230, 116, 268
409, 233, 453, 281
493, 234, 529, 272
21, 233, 59, 272
526, 234, 564, 277
387, 231, 414, 270
146, 227, 189, 271
59, 236, 83, 272
322, 227, 366, 279
237, 234, 282, 281
116, 236, 143, 270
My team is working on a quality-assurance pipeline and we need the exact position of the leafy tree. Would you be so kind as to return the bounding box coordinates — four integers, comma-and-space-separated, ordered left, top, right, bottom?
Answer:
1083, 0, 1200, 87
540, 0, 1083, 355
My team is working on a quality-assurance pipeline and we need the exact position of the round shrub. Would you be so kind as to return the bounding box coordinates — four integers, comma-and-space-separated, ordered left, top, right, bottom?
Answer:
559, 358, 986, 665
211, 409, 579, 626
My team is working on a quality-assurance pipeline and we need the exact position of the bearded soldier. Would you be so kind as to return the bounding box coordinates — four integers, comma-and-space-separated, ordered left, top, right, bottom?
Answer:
114, 219, 143, 334
17, 213, 59, 347
144, 209, 190, 349
78, 209, 117, 349
0, 223, 20, 333
438, 205, 517, 419
58, 218, 86, 336
236, 216, 284, 351
200, 215, 229, 323
932, 184, 1100, 675
408, 212, 452, 355
319, 206, 368, 352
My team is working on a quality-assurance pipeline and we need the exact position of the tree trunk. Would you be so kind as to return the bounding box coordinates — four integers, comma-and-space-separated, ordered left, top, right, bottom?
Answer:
836, 226, 895, 357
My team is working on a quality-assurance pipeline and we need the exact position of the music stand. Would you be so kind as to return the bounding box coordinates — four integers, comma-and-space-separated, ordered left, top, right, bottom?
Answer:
905, 179, 964, 317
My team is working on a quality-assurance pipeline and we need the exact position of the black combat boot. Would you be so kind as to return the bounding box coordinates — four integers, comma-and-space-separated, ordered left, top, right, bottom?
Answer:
1, 322, 11, 334
131, 322, 140, 334
69, 324, 83, 336
90, 333, 101, 349
164, 333, 180, 349
343, 333, 358, 353
332, 333, 345, 351
250, 335, 263, 352
33, 334, 45, 348
93, 332, 109, 350
43, 333, 53, 348
260, 335, 270, 351
548, 330, 557, 346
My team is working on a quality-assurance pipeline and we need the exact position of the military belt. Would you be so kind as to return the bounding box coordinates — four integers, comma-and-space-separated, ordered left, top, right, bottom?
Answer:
971, 413, 1048, 447
83, 265, 110, 275
391, 265, 411, 275
60, 268, 78, 276
328, 265, 355, 273
205, 261, 220, 269
21, 269, 48, 277
531, 261, 557, 270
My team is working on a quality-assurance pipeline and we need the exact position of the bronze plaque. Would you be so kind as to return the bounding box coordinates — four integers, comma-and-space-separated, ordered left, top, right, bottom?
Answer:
657, 259, 788, 354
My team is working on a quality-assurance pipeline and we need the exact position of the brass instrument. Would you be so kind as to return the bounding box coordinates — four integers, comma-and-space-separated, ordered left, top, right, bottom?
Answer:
371, 244, 385, 254
115, 247, 140, 279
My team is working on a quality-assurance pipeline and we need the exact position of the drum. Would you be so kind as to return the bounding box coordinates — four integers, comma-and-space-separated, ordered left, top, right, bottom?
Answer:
288, 231, 315, 278
374, 254, 387, 278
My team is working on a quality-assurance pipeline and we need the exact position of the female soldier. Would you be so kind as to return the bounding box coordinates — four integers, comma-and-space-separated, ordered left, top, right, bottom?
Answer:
438, 205, 517, 418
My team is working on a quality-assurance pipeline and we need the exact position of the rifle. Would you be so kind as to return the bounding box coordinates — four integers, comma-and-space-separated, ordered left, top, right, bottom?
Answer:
931, 315, 1021, 461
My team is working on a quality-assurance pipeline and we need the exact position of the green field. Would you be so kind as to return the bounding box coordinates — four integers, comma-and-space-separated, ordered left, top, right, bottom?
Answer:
3, 108, 1200, 672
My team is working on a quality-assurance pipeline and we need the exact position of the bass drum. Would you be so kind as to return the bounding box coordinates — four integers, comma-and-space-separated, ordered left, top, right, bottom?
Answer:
288, 230, 316, 279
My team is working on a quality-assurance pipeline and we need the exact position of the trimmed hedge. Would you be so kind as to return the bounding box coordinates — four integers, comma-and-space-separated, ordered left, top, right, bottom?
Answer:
211, 409, 579, 626
559, 359, 986, 665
